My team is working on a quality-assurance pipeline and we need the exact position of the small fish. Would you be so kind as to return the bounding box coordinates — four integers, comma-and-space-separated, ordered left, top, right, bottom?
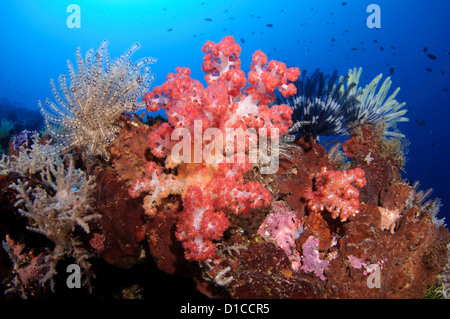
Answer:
431, 142, 436, 147
331, 38, 335, 42
390, 66, 394, 75
425, 67, 432, 72
205, 18, 212, 21
162, 8, 167, 11
423, 47, 428, 53
446, 51, 450, 55
344, 29, 350, 32
390, 45, 396, 49
342, 2, 347, 5
380, 46, 384, 51
443, 88, 449, 92
351, 48, 357, 51
441, 69, 445, 74
167, 28, 172, 32
266, 23, 273, 27
240, 38, 245, 43
426, 53, 437, 60
415, 119, 426, 126
373, 39, 378, 43
330, 12, 334, 15
200, 2, 206, 5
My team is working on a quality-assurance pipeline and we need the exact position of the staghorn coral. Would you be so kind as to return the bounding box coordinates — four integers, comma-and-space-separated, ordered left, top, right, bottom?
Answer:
39, 41, 156, 160
8, 152, 98, 292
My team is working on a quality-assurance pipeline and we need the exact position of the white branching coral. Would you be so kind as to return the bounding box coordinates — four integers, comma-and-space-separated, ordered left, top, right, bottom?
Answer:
39, 40, 156, 159
0, 133, 56, 176
342, 67, 408, 137
9, 151, 98, 292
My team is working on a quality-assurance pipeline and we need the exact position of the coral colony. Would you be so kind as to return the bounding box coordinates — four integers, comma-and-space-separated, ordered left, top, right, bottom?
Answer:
130, 35, 299, 261
0, 36, 449, 299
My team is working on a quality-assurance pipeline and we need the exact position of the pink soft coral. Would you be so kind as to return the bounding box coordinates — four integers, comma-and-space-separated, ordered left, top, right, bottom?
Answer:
257, 202, 303, 271
301, 236, 330, 281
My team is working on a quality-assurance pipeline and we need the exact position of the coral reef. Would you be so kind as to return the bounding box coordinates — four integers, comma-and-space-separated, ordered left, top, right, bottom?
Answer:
0, 36, 447, 300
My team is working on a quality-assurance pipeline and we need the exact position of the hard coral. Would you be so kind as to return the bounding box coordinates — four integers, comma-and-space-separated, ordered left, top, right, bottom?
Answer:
305, 167, 366, 222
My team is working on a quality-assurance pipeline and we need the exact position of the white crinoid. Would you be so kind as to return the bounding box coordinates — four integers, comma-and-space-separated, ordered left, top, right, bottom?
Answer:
39, 41, 156, 160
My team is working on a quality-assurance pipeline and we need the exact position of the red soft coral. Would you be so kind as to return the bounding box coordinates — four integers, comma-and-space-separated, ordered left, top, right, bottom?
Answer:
175, 185, 230, 261
132, 35, 300, 261
304, 167, 367, 222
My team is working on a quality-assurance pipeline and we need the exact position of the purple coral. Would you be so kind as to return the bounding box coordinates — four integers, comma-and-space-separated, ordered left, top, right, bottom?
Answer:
11, 130, 36, 151
257, 201, 303, 271
301, 236, 330, 281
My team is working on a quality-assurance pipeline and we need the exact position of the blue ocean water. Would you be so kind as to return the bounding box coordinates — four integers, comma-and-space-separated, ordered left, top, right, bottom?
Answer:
0, 0, 449, 222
